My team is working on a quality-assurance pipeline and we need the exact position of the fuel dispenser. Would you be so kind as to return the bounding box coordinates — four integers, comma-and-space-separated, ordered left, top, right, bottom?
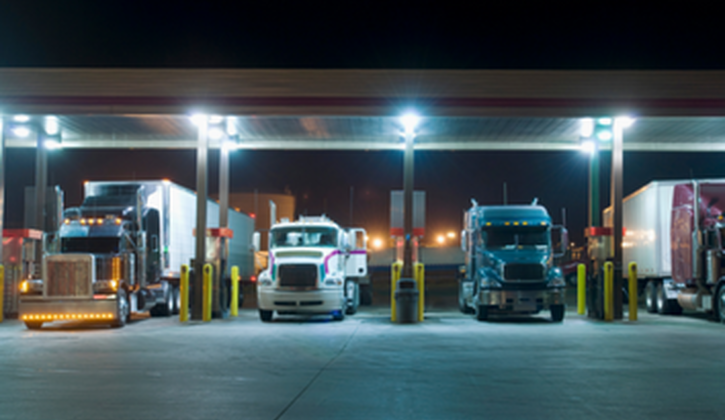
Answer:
585, 227, 623, 319
191, 227, 237, 319
3, 229, 43, 319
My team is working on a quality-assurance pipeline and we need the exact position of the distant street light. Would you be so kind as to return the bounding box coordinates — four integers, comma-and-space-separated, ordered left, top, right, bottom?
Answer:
446, 231, 456, 239
372, 238, 384, 249
437, 235, 445, 244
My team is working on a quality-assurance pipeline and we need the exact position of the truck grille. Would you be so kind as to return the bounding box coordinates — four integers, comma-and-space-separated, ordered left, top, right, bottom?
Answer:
503, 263, 545, 281
278, 264, 318, 288
46, 255, 93, 297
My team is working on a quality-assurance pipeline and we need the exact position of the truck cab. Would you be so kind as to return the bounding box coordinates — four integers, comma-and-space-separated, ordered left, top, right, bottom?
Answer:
458, 204, 567, 322
256, 216, 367, 322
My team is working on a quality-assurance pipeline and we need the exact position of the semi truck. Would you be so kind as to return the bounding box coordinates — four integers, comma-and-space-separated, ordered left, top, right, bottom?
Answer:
604, 179, 725, 320
256, 215, 367, 322
18, 180, 254, 329
458, 201, 568, 322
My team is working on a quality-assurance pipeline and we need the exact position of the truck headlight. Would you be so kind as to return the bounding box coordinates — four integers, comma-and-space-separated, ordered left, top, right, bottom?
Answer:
548, 268, 566, 287
93, 280, 118, 293
258, 271, 273, 287
478, 268, 502, 289
19, 279, 43, 295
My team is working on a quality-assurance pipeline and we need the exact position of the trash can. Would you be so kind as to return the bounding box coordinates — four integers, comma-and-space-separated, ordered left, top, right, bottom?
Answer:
395, 278, 419, 324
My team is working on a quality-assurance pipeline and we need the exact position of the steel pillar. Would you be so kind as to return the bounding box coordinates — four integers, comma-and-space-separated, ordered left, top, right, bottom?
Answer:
402, 132, 415, 278
588, 144, 600, 227
219, 142, 230, 228
0, 117, 5, 260
34, 123, 47, 231
611, 120, 625, 319
192, 118, 209, 320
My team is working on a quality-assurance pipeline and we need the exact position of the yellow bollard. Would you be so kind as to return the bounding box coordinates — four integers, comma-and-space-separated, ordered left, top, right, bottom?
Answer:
231, 265, 239, 317
604, 261, 614, 322
179, 265, 189, 322
628, 262, 638, 321
203, 264, 213, 322
577, 263, 586, 315
0, 265, 4, 323
414, 262, 425, 322
390, 261, 403, 322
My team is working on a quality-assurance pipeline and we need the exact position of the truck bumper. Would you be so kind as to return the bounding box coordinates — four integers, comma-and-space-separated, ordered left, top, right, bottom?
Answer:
257, 288, 344, 313
19, 297, 120, 323
479, 288, 565, 314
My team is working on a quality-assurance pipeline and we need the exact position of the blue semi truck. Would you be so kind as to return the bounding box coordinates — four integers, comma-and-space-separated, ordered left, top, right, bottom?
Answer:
458, 202, 568, 322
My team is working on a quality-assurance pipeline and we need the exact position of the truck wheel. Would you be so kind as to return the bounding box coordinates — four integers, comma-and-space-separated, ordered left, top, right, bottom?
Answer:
24, 322, 43, 330
171, 286, 180, 315
645, 281, 657, 313
476, 305, 489, 322
344, 280, 359, 315
656, 283, 682, 315
111, 290, 129, 328
259, 310, 273, 322
715, 285, 725, 322
332, 310, 345, 321
151, 287, 173, 317
550, 304, 565, 322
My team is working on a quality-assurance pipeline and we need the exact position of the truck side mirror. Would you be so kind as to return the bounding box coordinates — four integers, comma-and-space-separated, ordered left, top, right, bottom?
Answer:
551, 225, 568, 258
252, 232, 261, 253
461, 230, 468, 252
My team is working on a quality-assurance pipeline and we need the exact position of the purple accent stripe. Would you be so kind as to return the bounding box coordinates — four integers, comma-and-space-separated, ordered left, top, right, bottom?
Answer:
323, 250, 341, 274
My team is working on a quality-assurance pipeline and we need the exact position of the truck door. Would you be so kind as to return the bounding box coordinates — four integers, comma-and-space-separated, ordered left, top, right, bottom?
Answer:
345, 228, 368, 277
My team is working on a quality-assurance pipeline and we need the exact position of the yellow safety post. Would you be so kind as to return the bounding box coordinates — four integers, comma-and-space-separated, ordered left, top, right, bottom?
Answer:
203, 264, 213, 322
0, 265, 4, 323
628, 262, 638, 321
390, 261, 403, 322
604, 261, 614, 322
179, 264, 189, 322
577, 263, 586, 315
414, 262, 425, 322
231, 265, 239, 317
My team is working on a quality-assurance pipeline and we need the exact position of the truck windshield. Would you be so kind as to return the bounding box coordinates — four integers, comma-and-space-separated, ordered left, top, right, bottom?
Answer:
483, 227, 549, 250
271, 227, 338, 248
62, 237, 120, 254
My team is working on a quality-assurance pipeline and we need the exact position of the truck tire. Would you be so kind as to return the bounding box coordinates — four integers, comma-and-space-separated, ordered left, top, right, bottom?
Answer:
344, 280, 359, 315
171, 286, 180, 315
24, 321, 43, 330
645, 281, 657, 313
150, 286, 173, 317
111, 289, 129, 328
715, 284, 725, 322
332, 310, 345, 321
550, 304, 565, 322
656, 282, 682, 315
259, 310, 273, 322
476, 305, 489, 322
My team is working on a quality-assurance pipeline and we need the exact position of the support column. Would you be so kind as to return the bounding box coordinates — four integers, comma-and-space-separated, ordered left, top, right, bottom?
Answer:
219, 142, 230, 228
402, 132, 415, 278
35, 123, 47, 231
0, 117, 5, 261
588, 144, 600, 227
192, 117, 209, 320
611, 119, 625, 320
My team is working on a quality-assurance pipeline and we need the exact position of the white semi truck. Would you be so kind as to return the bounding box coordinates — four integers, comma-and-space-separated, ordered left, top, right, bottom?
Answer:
256, 216, 367, 322
19, 180, 255, 329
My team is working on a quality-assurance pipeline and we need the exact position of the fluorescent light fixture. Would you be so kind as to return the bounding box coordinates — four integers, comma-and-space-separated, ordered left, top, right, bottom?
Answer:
45, 116, 59, 135
208, 127, 224, 141
13, 115, 30, 123
209, 115, 224, 124
580, 140, 595, 154
400, 112, 421, 135
597, 131, 613, 141
12, 126, 30, 138
616, 116, 636, 128
580, 118, 594, 138
226, 117, 238, 136
598, 117, 613, 125
45, 139, 62, 150
190, 114, 207, 127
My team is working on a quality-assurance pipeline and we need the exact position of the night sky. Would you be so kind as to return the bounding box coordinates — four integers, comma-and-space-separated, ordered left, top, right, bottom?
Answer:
1, 2, 724, 245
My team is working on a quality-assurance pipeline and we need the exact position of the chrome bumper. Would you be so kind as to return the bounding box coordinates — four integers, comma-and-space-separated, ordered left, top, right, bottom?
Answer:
19, 296, 120, 322
479, 288, 564, 314
257, 288, 343, 313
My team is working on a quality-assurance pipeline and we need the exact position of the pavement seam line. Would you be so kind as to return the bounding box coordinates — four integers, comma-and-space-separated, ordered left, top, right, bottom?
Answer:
273, 323, 361, 420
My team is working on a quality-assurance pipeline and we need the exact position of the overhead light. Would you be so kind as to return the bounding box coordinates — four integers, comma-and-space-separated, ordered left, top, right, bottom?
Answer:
580, 118, 594, 138
400, 112, 421, 136
45, 116, 59, 135
580, 140, 596, 154
598, 117, 613, 125
616, 116, 636, 128
190, 114, 207, 127
209, 115, 224, 124
597, 131, 613, 141
208, 127, 224, 141
45, 139, 62, 150
12, 126, 31, 138
226, 117, 238, 136
13, 115, 30, 123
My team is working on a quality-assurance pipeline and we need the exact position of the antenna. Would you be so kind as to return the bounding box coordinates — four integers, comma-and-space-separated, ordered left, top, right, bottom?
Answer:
531, 197, 538, 206
471, 198, 478, 208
